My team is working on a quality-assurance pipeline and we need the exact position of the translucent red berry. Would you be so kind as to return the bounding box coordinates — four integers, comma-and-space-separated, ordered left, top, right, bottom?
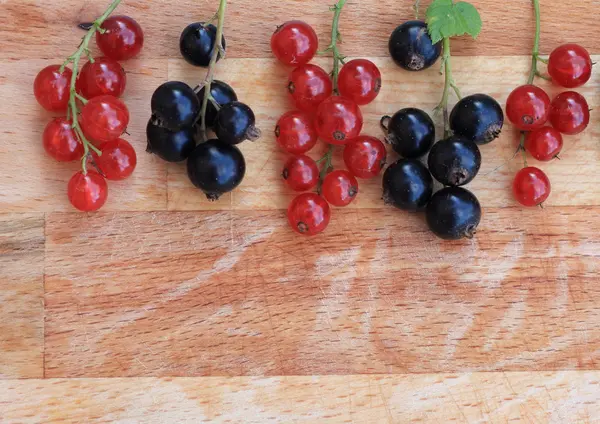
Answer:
282, 155, 319, 192
549, 91, 590, 135
343, 136, 387, 179
42, 118, 83, 162
68, 171, 108, 212
96, 15, 144, 61
287, 193, 330, 236
315, 96, 363, 145
275, 111, 318, 154
95, 138, 137, 180
338, 59, 382, 106
77, 57, 127, 99
34, 65, 72, 112
506, 85, 550, 131
524, 127, 563, 161
513, 167, 551, 207
80, 95, 130, 144
548, 44, 592, 88
321, 170, 359, 207
288, 64, 333, 112
271, 21, 318, 67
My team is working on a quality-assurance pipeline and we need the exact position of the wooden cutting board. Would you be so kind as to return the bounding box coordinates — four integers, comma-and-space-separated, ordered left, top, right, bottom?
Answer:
1, 0, 600, 422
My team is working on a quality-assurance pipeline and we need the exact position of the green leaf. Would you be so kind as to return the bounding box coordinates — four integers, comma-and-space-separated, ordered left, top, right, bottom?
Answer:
426, 0, 482, 44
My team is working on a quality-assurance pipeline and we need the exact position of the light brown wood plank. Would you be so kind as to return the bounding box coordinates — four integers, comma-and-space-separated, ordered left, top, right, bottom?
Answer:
1, 372, 599, 423
45, 208, 600, 377
168, 56, 600, 210
1, 0, 599, 60
0, 214, 44, 378
0, 59, 168, 212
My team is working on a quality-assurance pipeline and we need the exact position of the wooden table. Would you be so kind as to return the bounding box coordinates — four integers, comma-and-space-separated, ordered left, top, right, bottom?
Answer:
1, 0, 599, 422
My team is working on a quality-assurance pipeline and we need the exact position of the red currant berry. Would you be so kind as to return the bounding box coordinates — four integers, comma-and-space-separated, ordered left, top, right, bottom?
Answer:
506, 84, 551, 131
42, 118, 83, 162
338, 59, 382, 106
549, 91, 590, 135
96, 15, 144, 61
288, 64, 333, 112
524, 127, 563, 161
34, 65, 72, 112
271, 21, 318, 67
68, 171, 108, 212
80, 95, 130, 144
77, 57, 127, 99
282, 155, 319, 192
287, 193, 331, 236
343, 136, 387, 179
548, 44, 592, 88
513, 167, 551, 207
315, 96, 363, 145
275, 111, 318, 154
95, 138, 137, 180
321, 170, 358, 207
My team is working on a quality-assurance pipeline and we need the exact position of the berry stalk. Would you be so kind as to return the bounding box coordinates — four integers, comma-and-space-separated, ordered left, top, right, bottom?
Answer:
60, 0, 123, 174
435, 37, 462, 138
317, 0, 348, 191
198, 0, 228, 141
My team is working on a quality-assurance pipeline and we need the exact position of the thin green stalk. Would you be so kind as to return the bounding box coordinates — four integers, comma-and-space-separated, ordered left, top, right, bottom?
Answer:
435, 37, 458, 138
414, 0, 421, 19
61, 0, 122, 174
198, 0, 228, 141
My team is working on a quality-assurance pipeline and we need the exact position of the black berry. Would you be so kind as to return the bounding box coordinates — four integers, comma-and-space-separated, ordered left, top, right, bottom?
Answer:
151, 81, 200, 130
196, 80, 238, 129
382, 159, 433, 211
381, 108, 435, 158
215, 101, 261, 145
146, 117, 196, 163
180, 22, 226, 67
388, 21, 441, 71
450, 94, 504, 144
426, 187, 482, 240
428, 137, 482, 187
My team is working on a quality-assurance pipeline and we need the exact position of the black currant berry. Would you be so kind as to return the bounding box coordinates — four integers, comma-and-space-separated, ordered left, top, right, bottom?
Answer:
196, 80, 238, 129
215, 101, 261, 145
381, 108, 435, 158
146, 117, 196, 163
388, 21, 441, 71
187, 140, 246, 201
180, 22, 226, 67
428, 137, 482, 187
426, 187, 481, 240
151, 81, 201, 131
450, 94, 504, 144
382, 159, 433, 211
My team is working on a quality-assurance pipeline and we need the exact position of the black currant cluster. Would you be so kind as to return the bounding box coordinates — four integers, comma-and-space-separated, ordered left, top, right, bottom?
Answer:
147, 21, 260, 200
382, 21, 504, 240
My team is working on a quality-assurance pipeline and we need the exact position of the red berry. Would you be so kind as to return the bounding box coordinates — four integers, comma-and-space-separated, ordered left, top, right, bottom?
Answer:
282, 155, 319, 192
95, 138, 137, 180
287, 193, 330, 236
77, 57, 127, 99
80, 95, 130, 144
524, 127, 563, 161
42, 118, 83, 162
275, 111, 318, 154
34, 65, 72, 112
549, 91, 590, 135
271, 20, 318, 67
513, 167, 551, 207
548, 44, 592, 88
288, 64, 333, 112
315, 96, 363, 145
343, 136, 387, 179
338, 59, 382, 106
96, 15, 144, 61
321, 170, 358, 207
68, 171, 108, 212
506, 84, 551, 131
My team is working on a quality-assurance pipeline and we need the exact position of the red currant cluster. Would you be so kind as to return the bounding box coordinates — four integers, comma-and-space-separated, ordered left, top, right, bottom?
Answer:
33, 5, 144, 212
506, 1, 592, 207
272, 1, 385, 236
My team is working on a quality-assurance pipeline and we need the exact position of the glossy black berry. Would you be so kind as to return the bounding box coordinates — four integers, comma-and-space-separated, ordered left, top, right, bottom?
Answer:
215, 101, 261, 145
426, 187, 482, 240
187, 140, 246, 201
196, 80, 238, 129
382, 159, 433, 211
381, 108, 435, 158
151, 81, 201, 131
180, 22, 226, 67
146, 117, 196, 162
428, 137, 482, 187
388, 21, 441, 71
450, 94, 504, 144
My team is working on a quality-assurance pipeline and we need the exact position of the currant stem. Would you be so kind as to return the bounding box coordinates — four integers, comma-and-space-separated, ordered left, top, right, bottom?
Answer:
414, 0, 421, 19
198, 0, 227, 142
329, 0, 347, 94
436, 37, 458, 138
317, 146, 335, 194
62, 0, 123, 174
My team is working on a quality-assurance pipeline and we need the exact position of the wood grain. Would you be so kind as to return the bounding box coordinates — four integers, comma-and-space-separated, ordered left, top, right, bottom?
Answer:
45, 209, 600, 377
0, 214, 44, 378
1, 372, 599, 423
1, 0, 599, 61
